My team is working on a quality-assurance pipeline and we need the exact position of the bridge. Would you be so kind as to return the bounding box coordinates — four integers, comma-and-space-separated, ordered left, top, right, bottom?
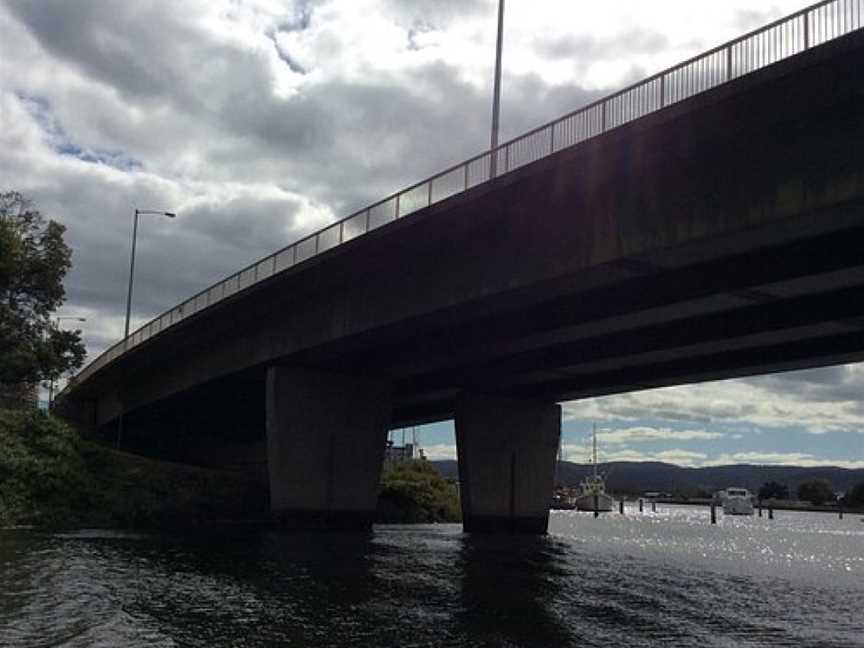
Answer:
57, 0, 864, 532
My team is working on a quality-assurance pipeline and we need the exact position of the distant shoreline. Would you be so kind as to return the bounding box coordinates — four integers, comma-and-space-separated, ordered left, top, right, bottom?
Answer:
641, 498, 864, 515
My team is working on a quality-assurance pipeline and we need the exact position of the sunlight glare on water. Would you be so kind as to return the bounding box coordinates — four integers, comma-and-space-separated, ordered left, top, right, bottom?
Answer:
1, 505, 863, 647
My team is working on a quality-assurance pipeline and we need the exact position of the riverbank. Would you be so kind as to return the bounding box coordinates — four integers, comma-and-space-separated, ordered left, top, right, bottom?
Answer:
0, 408, 267, 528
0, 409, 459, 529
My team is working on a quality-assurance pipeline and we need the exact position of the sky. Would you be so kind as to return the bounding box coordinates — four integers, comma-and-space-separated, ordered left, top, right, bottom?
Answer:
2, 0, 863, 470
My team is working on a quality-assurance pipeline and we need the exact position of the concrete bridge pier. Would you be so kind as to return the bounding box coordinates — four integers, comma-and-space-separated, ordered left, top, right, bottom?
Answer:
455, 393, 560, 534
265, 366, 392, 529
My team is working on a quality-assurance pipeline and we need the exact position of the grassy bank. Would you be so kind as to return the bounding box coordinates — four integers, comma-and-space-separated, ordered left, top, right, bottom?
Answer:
0, 409, 266, 528
1, 409, 459, 529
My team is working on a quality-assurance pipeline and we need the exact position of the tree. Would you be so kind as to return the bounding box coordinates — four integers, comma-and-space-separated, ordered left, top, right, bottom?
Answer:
758, 481, 789, 501
796, 479, 835, 506
378, 459, 460, 523
842, 482, 864, 507
0, 192, 85, 399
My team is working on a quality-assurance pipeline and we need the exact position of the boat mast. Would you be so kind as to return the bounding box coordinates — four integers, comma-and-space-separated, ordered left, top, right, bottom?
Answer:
592, 423, 598, 479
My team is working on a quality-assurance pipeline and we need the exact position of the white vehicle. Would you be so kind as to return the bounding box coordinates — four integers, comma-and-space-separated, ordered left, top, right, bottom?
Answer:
574, 425, 615, 513
721, 487, 755, 515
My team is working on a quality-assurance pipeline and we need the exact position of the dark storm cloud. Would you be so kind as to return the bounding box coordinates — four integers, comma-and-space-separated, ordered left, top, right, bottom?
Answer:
4, 0, 197, 104
63, 190, 311, 321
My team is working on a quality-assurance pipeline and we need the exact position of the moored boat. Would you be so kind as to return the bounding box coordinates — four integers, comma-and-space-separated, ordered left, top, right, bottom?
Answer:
720, 487, 755, 515
574, 424, 615, 513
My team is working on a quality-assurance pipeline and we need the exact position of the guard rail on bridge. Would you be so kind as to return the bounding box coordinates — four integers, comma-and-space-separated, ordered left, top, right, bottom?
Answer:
60, 0, 864, 397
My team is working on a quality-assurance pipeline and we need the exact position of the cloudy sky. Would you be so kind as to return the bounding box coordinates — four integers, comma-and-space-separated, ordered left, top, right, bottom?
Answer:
3, 0, 862, 469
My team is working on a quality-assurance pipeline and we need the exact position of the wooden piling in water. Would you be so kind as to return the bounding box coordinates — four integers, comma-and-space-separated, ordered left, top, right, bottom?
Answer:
619, 499, 624, 515
710, 503, 717, 524
639, 499, 644, 513
768, 506, 774, 520
594, 494, 599, 518
839, 506, 844, 520
651, 501, 656, 513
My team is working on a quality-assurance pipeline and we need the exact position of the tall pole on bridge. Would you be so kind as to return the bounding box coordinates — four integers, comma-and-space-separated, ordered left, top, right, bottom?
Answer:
489, 0, 505, 179
124, 208, 176, 340
118, 207, 176, 450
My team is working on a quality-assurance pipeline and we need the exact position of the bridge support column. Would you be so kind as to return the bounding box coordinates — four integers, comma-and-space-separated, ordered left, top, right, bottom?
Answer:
455, 393, 560, 534
265, 366, 392, 529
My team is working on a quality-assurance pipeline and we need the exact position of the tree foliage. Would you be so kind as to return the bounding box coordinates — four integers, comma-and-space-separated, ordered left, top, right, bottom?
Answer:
758, 480, 789, 501
0, 408, 93, 526
842, 482, 864, 507
0, 191, 85, 388
378, 459, 461, 523
796, 478, 835, 505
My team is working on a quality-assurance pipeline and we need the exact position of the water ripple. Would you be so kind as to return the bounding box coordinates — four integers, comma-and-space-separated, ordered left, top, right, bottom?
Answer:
1, 506, 863, 647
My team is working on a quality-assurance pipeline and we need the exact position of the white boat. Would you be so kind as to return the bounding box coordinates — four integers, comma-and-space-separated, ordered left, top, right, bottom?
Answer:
721, 487, 755, 515
574, 425, 615, 513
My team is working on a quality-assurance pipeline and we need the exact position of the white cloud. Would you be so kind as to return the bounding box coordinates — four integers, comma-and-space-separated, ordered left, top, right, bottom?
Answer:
422, 443, 457, 461
598, 426, 724, 445
564, 365, 864, 435
560, 445, 864, 469
703, 452, 864, 469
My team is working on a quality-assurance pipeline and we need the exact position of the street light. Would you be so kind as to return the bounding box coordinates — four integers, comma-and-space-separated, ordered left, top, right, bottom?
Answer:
48, 316, 86, 408
124, 208, 176, 340
489, 0, 505, 178
118, 208, 174, 450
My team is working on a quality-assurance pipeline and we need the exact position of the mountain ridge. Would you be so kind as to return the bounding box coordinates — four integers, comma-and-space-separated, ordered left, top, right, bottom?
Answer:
430, 460, 864, 495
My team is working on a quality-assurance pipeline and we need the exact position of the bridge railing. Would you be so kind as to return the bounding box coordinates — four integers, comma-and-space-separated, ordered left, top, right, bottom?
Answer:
60, 0, 864, 396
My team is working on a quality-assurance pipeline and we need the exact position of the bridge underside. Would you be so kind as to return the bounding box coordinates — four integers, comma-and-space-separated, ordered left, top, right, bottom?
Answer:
62, 28, 864, 531
117, 211, 864, 438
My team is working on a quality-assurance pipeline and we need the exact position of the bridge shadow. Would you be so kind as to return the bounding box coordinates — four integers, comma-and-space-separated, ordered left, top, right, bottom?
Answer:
455, 532, 574, 647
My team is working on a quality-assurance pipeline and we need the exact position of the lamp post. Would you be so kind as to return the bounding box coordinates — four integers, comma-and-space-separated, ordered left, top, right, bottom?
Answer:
124, 208, 176, 340
489, 0, 505, 178
118, 208, 175, 449
48, 316, 86, 408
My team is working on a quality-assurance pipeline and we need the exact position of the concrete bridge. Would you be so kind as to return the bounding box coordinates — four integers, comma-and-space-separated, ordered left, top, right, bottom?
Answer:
58, 1, 864, 532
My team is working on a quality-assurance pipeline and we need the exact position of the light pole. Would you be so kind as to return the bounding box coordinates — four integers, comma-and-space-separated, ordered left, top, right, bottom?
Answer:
48, 316, 86, 408
124, 208, 176, 340
489, 0, 505, 178
118, 207, 175, 449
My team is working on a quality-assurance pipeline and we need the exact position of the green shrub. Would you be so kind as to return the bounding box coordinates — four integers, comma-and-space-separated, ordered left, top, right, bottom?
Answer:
843, 482, 864, 507
378, 460, 460, 523
0, 408, 93, 526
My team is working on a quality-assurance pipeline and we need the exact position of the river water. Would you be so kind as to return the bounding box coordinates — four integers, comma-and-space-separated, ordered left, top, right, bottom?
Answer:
1, 505, 863, 647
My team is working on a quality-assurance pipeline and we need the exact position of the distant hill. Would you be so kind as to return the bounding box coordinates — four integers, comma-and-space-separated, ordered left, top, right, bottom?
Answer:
430, 460, 864, 495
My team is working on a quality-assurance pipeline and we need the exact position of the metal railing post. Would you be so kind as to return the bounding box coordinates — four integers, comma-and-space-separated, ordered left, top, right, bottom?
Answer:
726, 45, 733, 81
804, 10, 810, 48
395, 194, 401, 219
